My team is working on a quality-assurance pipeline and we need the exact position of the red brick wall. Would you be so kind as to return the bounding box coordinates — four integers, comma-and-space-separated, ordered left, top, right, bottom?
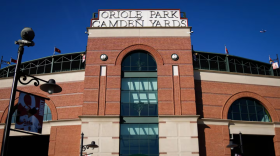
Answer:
0, 129, 3, 153
48, 125, 81, 156
85, 37, 195, 116
195, 80, 280, 122
0, 80, 84, 122
198, 124, 231, 156
274, 128, 280, 156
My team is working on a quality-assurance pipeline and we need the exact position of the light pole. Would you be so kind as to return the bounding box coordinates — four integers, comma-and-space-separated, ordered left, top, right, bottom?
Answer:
80, 132, 98, 156
0, 27, 62, 156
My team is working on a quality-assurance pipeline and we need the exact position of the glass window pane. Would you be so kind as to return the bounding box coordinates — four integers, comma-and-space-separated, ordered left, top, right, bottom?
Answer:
141, 104, 149, 116
149, 78, 157, 91
262, 114, 270, 122
249, 114, 257, 121
121, 124, 131, 135
149, 124, 158, 135
121, 91, 130, 103
148, 66, 157, 71
240, 105, 248, 114
139, 93, 148, 103
131, 103, 144, 116
149, 139, 159, 154
120, 139, 130, 154
139, 139, 149, 154
231, 103, 240, 113
148, 92, 157, 103
131, 78, 139, 91
233, 113, 241, 120
148, 54, 157, 67
241, 114, 249, 121
130, 104, 140, 116
130, 53, 139, 67
248, 105, 255, 114
122, 55, 130, 67
258, 114, 265, 121
139, 78, 148, 91
121, 103, 130, 116
129, 124, 139, 135
149, 104, 158, 116
139, 53, 148, 67
239, 99, 246, 106
122, 78, 130, 91
122, 66, 130, 71
139, 124, 147, 135
256, 104, 264, 114
47, 114, 52, 121
130, 92, 139, 103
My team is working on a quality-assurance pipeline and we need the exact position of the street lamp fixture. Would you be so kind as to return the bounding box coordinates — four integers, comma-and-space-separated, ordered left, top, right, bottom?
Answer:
84, 141, 99, 150
80, 133, 98, 156
40, 79, 62, 94
226, 140, 238, 148
0, 27, 62, 156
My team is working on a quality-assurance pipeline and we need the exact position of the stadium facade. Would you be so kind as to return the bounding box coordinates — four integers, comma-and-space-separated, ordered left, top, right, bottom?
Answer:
0, 9, 279, 156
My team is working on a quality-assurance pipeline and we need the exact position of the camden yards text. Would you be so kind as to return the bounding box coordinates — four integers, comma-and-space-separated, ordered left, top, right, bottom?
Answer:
91, 10, 188, 27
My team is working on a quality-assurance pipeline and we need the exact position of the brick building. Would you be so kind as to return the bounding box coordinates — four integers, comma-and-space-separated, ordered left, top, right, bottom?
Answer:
0, 9, 279, 156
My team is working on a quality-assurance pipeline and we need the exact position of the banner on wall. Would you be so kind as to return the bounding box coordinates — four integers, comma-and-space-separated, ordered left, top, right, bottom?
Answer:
15, 92, 45, 133
272, 62, 279, 69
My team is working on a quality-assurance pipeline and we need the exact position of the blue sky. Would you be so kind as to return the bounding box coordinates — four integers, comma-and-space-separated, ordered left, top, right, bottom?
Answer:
0, 0, 279, 67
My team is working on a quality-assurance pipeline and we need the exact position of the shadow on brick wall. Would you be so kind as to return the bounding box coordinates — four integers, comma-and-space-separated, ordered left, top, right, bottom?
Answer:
195, 80, 204, 118
198, 124, 210, 156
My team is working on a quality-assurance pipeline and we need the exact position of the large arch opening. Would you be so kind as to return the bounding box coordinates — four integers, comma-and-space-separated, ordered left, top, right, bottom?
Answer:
120, 50, 159, 156
227, 98, 275, 156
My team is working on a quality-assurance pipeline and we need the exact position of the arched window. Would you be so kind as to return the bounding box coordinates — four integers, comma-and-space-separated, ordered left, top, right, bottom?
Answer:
120, 50, 159, 156
228, 98, 272, 122
122, 51, 157, 72
11, 103, 52, 123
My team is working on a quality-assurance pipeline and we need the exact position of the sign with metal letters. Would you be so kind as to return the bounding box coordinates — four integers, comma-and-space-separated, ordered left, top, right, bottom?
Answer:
15, 92, 45, 133
91, 9, 188, 27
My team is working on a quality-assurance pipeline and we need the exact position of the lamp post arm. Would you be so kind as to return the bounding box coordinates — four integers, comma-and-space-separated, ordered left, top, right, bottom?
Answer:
18, 72, 48, 86
1, 45, 24, 156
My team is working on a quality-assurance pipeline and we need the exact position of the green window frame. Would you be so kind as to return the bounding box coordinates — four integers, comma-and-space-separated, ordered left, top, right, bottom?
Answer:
121, 78, 158, 117
122, 51, 157, 72
120, 51, 159, 156
228, 98, 272, 122
120, 123, 159, 156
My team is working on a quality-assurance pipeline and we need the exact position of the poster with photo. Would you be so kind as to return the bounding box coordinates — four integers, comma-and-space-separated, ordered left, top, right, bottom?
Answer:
15, 92, 45, 133
272, 62, 279, 69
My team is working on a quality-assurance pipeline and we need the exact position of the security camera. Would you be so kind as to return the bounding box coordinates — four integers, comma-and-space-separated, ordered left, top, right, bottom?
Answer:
85, 31, 91, 35
21, 27, 35, 41
188, 31, 194, 34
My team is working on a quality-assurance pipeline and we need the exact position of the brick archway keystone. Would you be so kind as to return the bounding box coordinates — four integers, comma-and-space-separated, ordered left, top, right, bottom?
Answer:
115, 44, 164, 66
222, 91, 279, 122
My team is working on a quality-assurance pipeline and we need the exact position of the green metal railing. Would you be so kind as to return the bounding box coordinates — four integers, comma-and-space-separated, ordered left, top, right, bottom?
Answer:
193, 51, 278, 76
1, 50, 278, 79
0, 52, 85, 78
